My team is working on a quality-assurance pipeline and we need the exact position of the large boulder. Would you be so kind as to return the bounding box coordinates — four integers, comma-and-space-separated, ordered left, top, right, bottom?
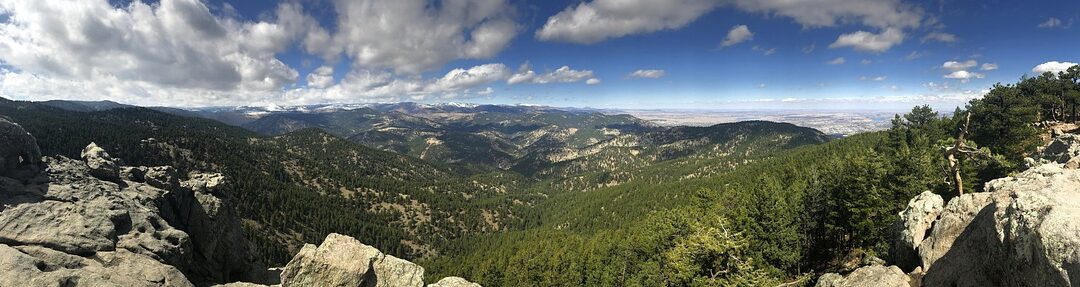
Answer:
280, 233, 424, 287
0, 116, 43, 180
921, 163, 1080, 286
889, 190, 944, 272
815, 264, 910, 287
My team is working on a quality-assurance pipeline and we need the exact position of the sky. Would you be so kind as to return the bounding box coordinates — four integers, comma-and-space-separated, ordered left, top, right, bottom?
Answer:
0, 0, 1077, 110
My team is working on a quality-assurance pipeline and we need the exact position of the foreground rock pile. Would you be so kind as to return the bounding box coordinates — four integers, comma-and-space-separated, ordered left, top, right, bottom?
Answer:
0, 119, 480, 286
0, 146, 264, 286
819, 133, 1080, 287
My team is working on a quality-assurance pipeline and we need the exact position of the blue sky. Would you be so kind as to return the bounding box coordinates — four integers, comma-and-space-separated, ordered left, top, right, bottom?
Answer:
0, 0, 1077, 110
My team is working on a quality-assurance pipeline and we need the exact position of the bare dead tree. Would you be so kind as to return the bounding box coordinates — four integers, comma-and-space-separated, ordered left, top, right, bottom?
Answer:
943, 112, 984, 196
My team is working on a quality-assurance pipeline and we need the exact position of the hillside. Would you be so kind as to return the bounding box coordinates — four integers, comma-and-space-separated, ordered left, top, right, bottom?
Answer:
2, 98, 827, 269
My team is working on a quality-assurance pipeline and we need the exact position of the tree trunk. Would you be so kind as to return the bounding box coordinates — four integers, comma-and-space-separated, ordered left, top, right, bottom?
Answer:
945, 112, 972, 196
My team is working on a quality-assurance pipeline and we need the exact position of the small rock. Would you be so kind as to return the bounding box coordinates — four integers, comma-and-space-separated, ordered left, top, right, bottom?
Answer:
427, 276, 481, 287
145, 166, 179, 190
184, 172, 227, 194
81, 142, 121, 182
815, 265, 909, 287
1065, 156, 1079, 169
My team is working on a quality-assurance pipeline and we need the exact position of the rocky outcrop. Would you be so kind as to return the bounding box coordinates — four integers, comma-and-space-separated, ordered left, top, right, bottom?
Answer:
280, 233, 424, 287
427, 277, 482, 287
870, 133, 1080, 286
1040, 134, 1080, 164
921, 163, 1080, 286
889, 190, 944, 272
815, 264, 910, 287
0, 140, 264, 286
0, 116, 43, 181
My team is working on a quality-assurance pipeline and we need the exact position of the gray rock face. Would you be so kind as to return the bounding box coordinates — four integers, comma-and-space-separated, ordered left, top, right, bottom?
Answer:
917, 192, 994, 271
889, 190, 944, 272
0, 142, 264, 286
920, 163, 1080, 287
0, 116, 43, 180
814, 265, 910, 287
81, 142, 122, 181
0, 244, 194, 287
1040, 134, 1080, 163
280, 233, 424, 287
427, 277, 482, 287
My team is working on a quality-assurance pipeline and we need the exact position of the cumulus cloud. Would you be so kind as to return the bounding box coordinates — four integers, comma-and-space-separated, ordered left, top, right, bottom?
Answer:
944, 70, 985, 82
586, 78, 601, 85
535, 0, 719, 44
943, 60, 978, 71
921, 32, 957, 43
0, 0, 530, 106
429, 64, 510, 92
313, 0, 518, 74
730, 0, 923, 30
828, 57, 847, 65
980, 63, 998, 71
721, 25, 754, 47
538, 0, 924, 46
507, 65, 597, 85
1038, 17, 1063, 28
0, 0, 301, 92
629, 69, 666, 79
306, 66, 335, 89
1032, 61, 1079, 74
829, 28, 905, 53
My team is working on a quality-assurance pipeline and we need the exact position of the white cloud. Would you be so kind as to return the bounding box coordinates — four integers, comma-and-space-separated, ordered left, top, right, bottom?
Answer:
752, 46, 777, 55
538, 0, 924, 45
507, 66, 597, 85
905, 51, 925, 60
980, 63, 998, 71
1038, 17, 1063, 28
628, 69, 666, 79
721, 25, 754, 47
828, 57, 846, 65
0, 0, 301, 93
306, 66, 335, 89
860, 59, 873, 65
313, 0, 518, 74
861, 76, 887, 81
536, 0, 718, 44
429, 64, 510, 92
921, 32, 957, 43
757, 83, 767, 88
1032, 61, 1078, 74
730, 0, 923, 30
943, 60, 978, 71
829, 28, 905, 53
586, 78, 601, 85
944, 70, 985, 82
477, 87, 495, 96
